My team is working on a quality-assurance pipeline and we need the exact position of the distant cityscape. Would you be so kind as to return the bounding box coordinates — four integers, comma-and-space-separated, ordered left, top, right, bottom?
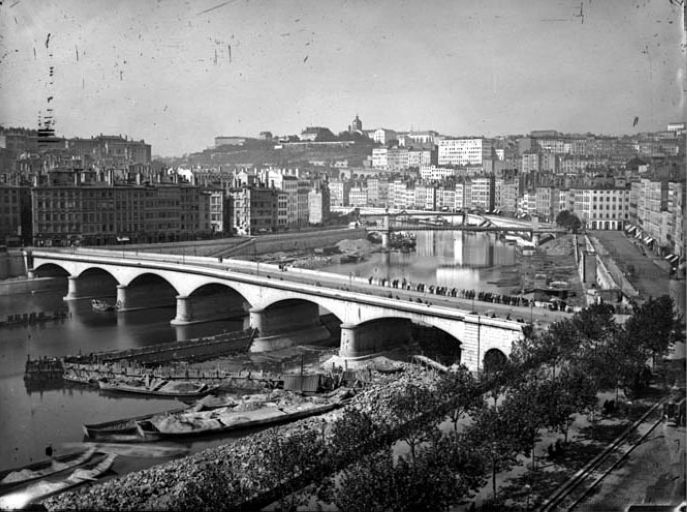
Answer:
0, 115, 684, 262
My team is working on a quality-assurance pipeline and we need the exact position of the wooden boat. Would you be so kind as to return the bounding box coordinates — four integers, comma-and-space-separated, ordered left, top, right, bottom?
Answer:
0, 448, 96, 492
82, 394, 242, 443
62, 442, 188, 459
0, 453, 116, 510
83, 407, 188, 442
137, 400, 341, 439
91, 299, 115, 312
98, 377, 218, 397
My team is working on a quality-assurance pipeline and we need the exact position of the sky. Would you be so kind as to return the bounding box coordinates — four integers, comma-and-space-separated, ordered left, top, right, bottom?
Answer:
0, 0, 684, 156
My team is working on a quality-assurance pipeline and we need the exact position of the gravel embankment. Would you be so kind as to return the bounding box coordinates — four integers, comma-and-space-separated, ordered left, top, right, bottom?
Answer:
44, 368, 438, 511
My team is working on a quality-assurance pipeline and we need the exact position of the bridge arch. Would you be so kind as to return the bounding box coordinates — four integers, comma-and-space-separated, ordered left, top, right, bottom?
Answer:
71, 267, 120, 300
483, 348, 508, 374
32, 262, 70, 278
249, 298, 340, 353
182, 282, 252, 324
340, 316, 463, 364
118, 272, 179, 313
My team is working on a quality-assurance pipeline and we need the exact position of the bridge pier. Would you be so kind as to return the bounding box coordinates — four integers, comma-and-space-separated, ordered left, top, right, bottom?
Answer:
338, 319, 413, 361
115, 285, 129, 311
170, 295, 193, 325
63, 276, 81, 301
249, 303, 331, 352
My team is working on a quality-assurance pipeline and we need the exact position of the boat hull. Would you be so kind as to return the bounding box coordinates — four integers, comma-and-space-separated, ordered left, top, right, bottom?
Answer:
0, 453, 115, 509
0, 448, 97, 493
98, 380, 218, 398
139, 402, 341, 439
83, 407, 187, 443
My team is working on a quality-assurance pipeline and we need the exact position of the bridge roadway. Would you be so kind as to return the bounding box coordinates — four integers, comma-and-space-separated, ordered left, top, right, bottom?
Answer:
28, 248, 570, 371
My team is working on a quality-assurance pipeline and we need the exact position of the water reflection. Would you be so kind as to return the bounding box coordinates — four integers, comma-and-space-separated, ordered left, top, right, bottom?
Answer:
322, 231, 518, 292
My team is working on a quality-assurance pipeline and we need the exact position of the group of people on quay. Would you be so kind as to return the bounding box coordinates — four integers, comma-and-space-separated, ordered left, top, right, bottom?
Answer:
366, 275, 574, 312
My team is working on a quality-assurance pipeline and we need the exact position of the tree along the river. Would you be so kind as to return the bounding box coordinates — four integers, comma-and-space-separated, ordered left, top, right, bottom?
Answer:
503, 377, 546, 470
571, 302, 617, 343
512, 319, 584, 380
436, 364, 484, 432
386, 382, 440, 463
466, 400, 528, 500
537, 366, 599, 442
625, 295, 685, 370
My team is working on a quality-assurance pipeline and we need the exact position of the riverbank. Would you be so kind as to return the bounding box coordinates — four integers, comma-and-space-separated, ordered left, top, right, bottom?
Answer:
249, 237, 382, 270
42, 363, 441, 511
519, 235, 586, 308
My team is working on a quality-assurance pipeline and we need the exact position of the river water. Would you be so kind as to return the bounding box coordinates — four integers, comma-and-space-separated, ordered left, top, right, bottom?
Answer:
0, 288, 247, 473
322, 231, 520, 293
0, 231, 517, 473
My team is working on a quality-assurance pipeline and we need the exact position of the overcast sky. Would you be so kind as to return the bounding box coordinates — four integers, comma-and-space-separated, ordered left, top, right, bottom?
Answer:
0, 0, 684, 156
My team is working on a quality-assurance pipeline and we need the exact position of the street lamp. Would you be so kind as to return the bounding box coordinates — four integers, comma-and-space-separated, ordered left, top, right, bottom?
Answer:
524, 484, 532, 511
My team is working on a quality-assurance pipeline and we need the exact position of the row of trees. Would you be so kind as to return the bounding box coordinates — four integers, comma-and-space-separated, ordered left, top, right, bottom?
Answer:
312, 296, 684, 510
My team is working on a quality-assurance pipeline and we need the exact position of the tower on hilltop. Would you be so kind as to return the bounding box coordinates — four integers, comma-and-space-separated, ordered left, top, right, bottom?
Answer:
348, 114, 363, 135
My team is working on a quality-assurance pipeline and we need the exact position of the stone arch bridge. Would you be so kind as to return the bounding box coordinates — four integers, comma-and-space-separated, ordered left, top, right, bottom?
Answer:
28, 249, 524, 372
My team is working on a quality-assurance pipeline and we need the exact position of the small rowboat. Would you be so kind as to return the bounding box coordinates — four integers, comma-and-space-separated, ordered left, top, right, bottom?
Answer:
0, 453, 116, 510
98, 378, 218, 398
83, 407, 188, 443
0, 448, 97, 492
91, 299, 115, 312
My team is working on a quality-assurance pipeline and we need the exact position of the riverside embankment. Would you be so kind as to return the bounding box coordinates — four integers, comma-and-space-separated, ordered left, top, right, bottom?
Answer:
43, 365, 443, 511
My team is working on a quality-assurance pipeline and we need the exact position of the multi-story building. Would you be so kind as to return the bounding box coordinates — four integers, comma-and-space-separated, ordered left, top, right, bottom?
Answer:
68, 135, 151, 167
414, 183, 436, 210
534, 186, 556, 222
30, 171, 217, 245
0, 185, 31, 245
494, 178, 519, 215
470, 175, 495, 212
407, 147, 437, 168
389, 179, 410, 209
372, 147, 409, 171
420, 166, 459, 181
349, 184, 368, 207
629, 178, 685, 257
572, 186, 630, 230
277, 191, 289, 228
536, 138, 566, 154
307, 182, 330, 225
669, 181, 685, 258
438, 138, 494, 166
367, 177, 389, 206
540, 152, 559, 173
521, 152, 540, 173
398, 130, 439, 146
328, 179, 351, 207
228, 184, 278, 235
207, 189, 226, 233
296, 180, 310, 227
436, 185, 456, 211
373, 128, 397, 145
455, 178, 472, 210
